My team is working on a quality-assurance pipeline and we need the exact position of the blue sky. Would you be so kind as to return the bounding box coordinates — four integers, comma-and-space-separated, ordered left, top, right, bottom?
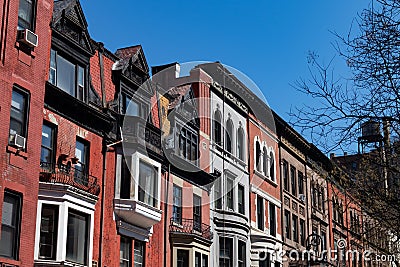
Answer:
80, 0, 369, 126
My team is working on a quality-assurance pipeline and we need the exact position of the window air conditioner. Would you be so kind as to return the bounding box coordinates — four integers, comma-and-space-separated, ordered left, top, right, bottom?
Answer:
18, 29, 38, 47
10, 133, 26, 150
298, 194, 306, 202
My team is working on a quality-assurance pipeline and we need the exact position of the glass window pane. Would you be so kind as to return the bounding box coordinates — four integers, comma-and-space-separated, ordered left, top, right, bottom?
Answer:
126, 97, 139, 116
18, 0, 33, 29
134, 241, 144, 267
57, 55, 76, 96
138, 161, 157, 207
0, 192, 21, 259
39, 205, 58, 259
66, 211, 88, 264
120, 237, 131, 267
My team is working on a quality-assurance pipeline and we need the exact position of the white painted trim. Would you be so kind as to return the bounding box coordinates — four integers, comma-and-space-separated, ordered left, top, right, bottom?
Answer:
250, 184, 282, 208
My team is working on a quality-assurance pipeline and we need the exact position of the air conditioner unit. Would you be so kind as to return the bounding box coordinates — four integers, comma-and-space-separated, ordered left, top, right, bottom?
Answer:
18, 28, 38, 47
298, 194, 306, 202
10, 133, 26, 150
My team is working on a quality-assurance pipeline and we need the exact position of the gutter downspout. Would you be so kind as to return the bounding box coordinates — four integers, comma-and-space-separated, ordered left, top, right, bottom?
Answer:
99, 138, 108, 267
98, 42, 107, 108
164, 163, 171, 267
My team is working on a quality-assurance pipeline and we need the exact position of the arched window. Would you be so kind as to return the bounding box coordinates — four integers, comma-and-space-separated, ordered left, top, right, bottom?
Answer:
269, 151, 275, 181
255, 141, 261, 171
237, 127, 245, 160
263, 147, 268, 175
226, 119, 233, 153
213, 110, 222, 146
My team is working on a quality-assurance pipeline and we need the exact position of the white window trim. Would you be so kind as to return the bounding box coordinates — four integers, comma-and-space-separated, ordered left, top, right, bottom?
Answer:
34, 200, 94, 266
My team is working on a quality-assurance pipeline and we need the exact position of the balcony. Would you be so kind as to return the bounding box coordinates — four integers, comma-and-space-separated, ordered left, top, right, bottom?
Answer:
169, 218, 213, 244
121, 115, 162, 160
39, 162, 100, 196
114, 198, 162, 229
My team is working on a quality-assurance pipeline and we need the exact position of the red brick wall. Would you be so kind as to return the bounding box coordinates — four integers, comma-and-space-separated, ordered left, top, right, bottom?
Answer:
0, 0, 53, 265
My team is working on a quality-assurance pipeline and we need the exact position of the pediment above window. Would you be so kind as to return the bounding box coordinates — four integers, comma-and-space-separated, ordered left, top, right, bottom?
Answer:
52, 0, 94, 55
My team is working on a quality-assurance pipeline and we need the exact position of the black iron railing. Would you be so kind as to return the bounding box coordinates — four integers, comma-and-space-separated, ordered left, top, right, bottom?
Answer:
39, 162, 100, 196
169, 218, 212, 241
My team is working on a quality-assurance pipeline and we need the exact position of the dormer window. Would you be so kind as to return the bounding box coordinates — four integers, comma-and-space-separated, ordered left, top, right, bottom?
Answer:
49, 49, 86, 101
178, 126, 198, 162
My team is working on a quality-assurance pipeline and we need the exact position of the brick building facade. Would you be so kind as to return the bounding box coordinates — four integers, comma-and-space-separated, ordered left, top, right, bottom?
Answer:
0, 1, 394, 267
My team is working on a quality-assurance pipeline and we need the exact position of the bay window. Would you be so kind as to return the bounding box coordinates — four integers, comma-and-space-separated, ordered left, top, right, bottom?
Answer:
138, 160, 157, 207
66, 210, 88, 265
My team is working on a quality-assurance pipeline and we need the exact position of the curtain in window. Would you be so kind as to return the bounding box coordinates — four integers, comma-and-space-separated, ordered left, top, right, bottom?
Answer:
66, 211, 87, 264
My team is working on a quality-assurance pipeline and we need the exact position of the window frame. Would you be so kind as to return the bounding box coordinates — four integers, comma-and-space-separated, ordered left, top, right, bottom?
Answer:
237, 184, 245, 215
269, 203, 276, 237
0, 190, 22, 260
39, 204, 59, 260
298, 171, 304, 195
49, 49, 87, 102
75, 138, 90, 185
213, 110, 222, 146
225, 118, 234, 154
178, 126, 198, 162
120, 236, 132, 267
9, 87, 30, 147
17, 0, 37, 31
282, 160, 289, 191
172, 185, 182, 225
238, 240, 246, 267
256, 195, 264, 231
292, 214, 299, 243
237, 127, 245, 161
134, 240, 145, 267
193, 194, 202, 231
138, 159, 158, 207
284, 210, 291, 239
219, 237, 233, 267
65, 209, 89, 265
290, 165, 297, 196
40, 122, 57, 166
225, 175, 234, 211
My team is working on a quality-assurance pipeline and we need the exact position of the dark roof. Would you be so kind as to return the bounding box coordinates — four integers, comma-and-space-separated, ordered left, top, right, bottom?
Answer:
166, 85, 191, 110
197, 62, 276, 133
114, 45, 146, 72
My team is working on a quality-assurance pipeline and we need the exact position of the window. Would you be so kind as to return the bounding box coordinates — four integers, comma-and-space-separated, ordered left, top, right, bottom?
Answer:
312, 185, 318, 208
66, 210, 88, 265
300, 219, 306, 246
0, 191, 22, 259
238, 184, 245, 215
172, 185, 182, 224
124, 94, 140, 117
237, 127, 245, 160
298, 171, 304, 195
193, 194, 202, 231
9, 88, 29, 144
257, 195, 264, 230
292, 215, 298, 242
263, 147, 268, 175
18, 0, 35, 30
238, 240, 246, 267
75, 139, 89, 185
134, 240, 144, 267
120, 237, 131, 267
226, 176, 234, 210
321, 231, 327, 252
138, 160, 157, 207
179, 127, 198, 161
225, 119, 233, 154
120, 156, 132, 199
195, 252, 201, 267
255, 141, 261, 172
290, 166, 297, 196
39, 205, 58, 260
269, 152, 275, 181
202, 255, 208, 267
259, 252, 270, 267
49, 49, 86, 101
214, 178, 222, 209
213, 110, 222, 146
177, 249, 189, 267
282, 160, 289, 191
284, 210, 291, 239
219, 237, 233, 267
269, 203, 276, 237
41, 123, 56, 166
